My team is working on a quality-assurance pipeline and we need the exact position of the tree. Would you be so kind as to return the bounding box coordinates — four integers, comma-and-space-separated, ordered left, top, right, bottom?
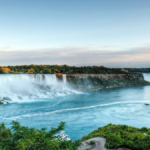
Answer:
0, 121, 81, 150
27, 68, 35, 74
0, 67, 12, 73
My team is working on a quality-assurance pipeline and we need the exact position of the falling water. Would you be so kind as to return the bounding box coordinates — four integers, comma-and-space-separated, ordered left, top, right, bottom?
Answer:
143, 73, 150, 82
0, 74, 77, 102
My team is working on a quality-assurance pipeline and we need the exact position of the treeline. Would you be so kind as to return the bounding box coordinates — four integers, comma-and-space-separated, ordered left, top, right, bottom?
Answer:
82, 123, 150, 150
0, 65, 125, 74
0, 121, 80, 150
124, 68, 150, 73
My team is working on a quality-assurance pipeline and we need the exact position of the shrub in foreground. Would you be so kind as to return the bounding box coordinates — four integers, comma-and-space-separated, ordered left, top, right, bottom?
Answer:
0, 121, 80, 150
82, 123, 150, 150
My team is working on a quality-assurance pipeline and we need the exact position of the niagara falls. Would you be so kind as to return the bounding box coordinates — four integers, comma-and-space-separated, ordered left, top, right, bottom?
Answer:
1, 73, 150, 141
1, 0, 150, 149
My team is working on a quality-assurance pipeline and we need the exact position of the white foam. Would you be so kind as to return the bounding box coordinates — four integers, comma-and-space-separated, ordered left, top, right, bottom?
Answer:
0, 74, 79, 103
143, 73, 150, 82
3, 100, 147, 120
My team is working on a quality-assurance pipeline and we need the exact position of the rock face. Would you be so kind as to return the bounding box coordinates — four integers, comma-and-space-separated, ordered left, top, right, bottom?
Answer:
3, 97, 12, 101
55, 73, 63, 81
67, 74, 149, 91
79, 137, 131, 150
0, 97, 12, 105
79, 137, 107, 150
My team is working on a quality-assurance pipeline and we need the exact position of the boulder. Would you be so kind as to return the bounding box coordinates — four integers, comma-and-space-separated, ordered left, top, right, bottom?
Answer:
18, 96, 23, 100
0, 101, 3, 105
3, 97, 12, 101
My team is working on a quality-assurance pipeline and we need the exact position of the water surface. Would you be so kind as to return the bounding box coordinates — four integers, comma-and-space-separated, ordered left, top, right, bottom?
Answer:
1, 85, 150, 140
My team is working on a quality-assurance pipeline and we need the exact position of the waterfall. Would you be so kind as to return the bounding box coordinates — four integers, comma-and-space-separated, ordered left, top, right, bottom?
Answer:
0, 74, 66, 86
143, 73, 150, 82
0, 74, 76, 102
62, 74, 67, 84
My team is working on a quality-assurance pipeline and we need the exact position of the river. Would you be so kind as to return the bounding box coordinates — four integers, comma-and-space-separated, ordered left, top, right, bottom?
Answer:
0, 73, 150, 140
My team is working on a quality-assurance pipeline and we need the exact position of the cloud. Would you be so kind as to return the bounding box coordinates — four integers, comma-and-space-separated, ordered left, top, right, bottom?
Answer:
0, 46, 150, 67
0, 47, 10, 51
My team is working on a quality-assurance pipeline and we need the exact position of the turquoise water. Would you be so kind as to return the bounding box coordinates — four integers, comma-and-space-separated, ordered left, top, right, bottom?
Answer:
1, 85, 150, 140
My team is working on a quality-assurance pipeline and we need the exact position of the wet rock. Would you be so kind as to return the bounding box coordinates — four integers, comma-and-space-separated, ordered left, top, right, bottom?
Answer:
67, 74, 150, 91
145, 103, 150, 105
3, 97, 12, 101
0, 97, 12, 104
55, 73, 63, 81
18, 96, 23, 100
0, 101, 3, 105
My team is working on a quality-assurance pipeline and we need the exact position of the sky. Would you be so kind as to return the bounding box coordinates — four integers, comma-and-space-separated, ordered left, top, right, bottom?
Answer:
0, 0, 150, 67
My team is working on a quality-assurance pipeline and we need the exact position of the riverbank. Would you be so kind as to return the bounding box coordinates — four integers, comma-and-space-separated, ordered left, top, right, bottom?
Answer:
0, 97, 12, 104
67, 73, 150, 91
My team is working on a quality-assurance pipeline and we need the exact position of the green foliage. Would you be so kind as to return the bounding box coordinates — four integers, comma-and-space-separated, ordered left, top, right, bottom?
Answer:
125, 68, 150, 73
82, 124, 150, 150
89, 140, 95, 145
0, 121, 80, 150
0, 65, 126, 74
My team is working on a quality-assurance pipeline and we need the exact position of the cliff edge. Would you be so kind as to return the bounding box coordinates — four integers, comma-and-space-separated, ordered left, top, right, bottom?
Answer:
67, 74, 150, 91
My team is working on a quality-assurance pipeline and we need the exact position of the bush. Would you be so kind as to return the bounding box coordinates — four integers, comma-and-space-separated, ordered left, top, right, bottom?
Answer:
0, 121, 80, 150
82, 124, 150, 150
89, 141, 95, 145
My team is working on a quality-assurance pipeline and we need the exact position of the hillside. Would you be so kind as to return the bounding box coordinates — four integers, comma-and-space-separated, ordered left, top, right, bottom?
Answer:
82, 124, 150, 150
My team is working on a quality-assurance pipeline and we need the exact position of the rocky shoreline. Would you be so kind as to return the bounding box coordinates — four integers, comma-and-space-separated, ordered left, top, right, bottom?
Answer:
67, 73, 150, 91
0, 97, 12, 104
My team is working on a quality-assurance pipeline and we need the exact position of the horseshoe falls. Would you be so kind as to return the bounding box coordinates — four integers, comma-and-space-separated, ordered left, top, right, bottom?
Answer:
143, 73, 150, 82
0, 73, 150, 140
